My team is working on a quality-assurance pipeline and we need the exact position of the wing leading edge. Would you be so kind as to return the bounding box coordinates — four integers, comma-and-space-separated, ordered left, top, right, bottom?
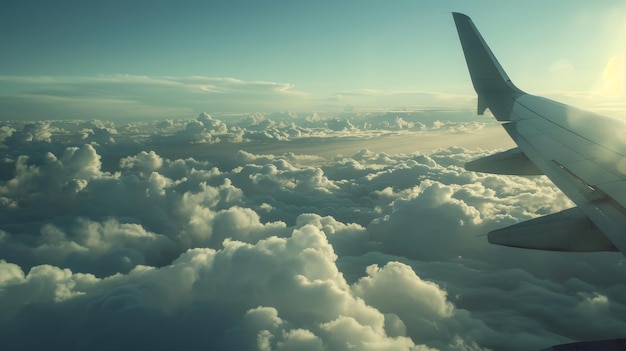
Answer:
452, 12, 626, 256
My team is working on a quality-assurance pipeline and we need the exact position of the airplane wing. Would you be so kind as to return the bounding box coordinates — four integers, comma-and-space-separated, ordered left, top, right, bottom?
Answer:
452, 12, 626, 256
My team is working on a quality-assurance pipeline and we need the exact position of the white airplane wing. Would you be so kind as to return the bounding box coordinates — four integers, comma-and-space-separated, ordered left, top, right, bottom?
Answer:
453, 12, 626, 256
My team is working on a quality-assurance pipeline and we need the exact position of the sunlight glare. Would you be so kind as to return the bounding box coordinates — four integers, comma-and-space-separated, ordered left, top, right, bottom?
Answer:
597, 54, 625, 97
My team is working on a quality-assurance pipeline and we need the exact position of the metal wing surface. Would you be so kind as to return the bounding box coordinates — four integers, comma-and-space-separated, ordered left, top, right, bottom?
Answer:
453, 12, 626, 255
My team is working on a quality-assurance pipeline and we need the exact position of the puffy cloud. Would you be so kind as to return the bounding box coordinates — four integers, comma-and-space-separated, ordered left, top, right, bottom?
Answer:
119, 150, 163, 176
0, 125, 16, 146
0, 114, 624, 351
35, 218, 177, 276
354, 262, 454, 321
0, 224, 435, 351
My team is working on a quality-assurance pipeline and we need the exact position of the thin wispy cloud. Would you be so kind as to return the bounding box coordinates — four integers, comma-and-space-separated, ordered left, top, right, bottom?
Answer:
2, 72, 624, 120
0, 75, 314, 119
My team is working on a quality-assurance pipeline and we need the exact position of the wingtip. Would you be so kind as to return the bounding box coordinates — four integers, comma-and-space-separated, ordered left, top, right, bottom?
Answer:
452, 12, 470, 20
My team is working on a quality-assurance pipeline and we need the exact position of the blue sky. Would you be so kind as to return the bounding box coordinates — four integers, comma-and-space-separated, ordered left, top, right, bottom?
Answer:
1, 0, 625, 119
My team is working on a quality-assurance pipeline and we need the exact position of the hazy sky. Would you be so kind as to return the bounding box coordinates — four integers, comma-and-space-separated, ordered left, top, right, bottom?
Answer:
1, 0, 625, 119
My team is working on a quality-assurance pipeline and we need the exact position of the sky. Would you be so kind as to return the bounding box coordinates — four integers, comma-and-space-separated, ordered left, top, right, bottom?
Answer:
2, 2, 626, 351
0, 0, 625, 119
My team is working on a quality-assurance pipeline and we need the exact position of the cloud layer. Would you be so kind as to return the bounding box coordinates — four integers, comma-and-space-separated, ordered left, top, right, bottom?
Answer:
0, 74, 491, 121
0, 112, 625, 351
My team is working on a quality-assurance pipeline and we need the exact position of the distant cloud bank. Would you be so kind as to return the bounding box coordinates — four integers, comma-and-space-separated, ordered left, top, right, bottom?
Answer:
0, 75, 482, 120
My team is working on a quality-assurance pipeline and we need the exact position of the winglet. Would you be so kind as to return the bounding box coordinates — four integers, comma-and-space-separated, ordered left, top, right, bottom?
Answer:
452, 13, 525, 119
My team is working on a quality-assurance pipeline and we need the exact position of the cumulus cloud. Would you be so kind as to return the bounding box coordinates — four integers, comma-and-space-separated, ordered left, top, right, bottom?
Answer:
0, 112, 624, 351
0, 226, 434, 351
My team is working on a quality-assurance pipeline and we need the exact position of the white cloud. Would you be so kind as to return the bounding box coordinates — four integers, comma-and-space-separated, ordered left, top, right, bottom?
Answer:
0, 114, 624, 350
119, 150, 163, 176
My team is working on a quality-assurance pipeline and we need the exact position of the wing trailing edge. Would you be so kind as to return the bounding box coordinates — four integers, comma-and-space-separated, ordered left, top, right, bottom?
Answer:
541, 337, 626, 350
488, 208, 618, 252
464, 147, 542, 175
